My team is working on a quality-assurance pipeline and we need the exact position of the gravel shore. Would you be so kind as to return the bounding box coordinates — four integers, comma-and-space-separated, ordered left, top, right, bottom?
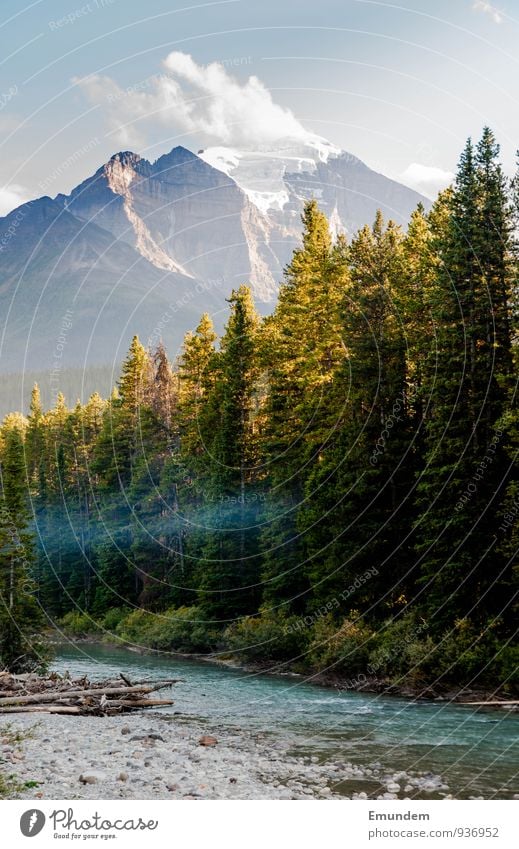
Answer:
1, 711, 455, 801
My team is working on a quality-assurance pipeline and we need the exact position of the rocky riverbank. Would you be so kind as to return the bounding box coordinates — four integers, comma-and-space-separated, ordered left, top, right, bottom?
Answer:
1, 711, 457, 801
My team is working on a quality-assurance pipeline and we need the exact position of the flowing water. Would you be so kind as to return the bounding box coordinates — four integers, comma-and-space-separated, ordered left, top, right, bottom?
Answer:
52, 641, 519, 799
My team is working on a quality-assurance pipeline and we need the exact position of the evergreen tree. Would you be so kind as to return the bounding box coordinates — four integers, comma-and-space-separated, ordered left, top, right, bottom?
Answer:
90, 337, 152, 612
260, 201, 346, 611
25, 384, 44, 486
0, 420, 48, 671
301, 212, 411, 614
197, 286, 263, 621
416, 130, 516, 630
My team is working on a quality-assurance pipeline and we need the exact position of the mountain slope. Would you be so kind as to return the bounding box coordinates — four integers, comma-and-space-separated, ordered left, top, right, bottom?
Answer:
0, 196, 222, 373
0, 139, 429, 375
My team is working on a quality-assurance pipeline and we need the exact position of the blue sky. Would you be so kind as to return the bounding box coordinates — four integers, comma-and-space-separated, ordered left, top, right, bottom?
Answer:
1, 0, 518, 213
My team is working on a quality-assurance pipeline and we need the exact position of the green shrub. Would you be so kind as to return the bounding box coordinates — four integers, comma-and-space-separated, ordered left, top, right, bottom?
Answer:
430, 619, 495, 683
224, 608, 309, 661
307, 612, 373, 676
115, 609, 155, 644
100, 606, 131, 633
367, 613, 433, 683
117, 606, 218, 653
60, 610, 100, 636
368, 615, 517, 689
425, 619, 519, 688
495, 644, 519, 690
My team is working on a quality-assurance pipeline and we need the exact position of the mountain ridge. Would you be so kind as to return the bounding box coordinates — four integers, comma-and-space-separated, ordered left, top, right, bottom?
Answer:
0, 139, 429, 374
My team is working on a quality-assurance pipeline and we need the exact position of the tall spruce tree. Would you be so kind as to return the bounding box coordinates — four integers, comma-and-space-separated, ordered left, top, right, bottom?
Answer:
91, 337, 152, 612
260, 201, 346, 611
0, 419, 47, 671
301, 212, 411, 614
416, 130, 516, 631
197, 286, 263, 621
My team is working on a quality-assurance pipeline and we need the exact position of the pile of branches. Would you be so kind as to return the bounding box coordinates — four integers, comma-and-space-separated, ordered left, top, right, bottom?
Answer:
0, 670, 180, 715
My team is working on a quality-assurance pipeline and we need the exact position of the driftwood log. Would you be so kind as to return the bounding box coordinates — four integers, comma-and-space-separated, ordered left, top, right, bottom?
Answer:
0, 671, 181, 716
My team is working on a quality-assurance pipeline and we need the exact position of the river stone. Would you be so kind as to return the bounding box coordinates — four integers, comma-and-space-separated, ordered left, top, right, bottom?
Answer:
117, 772, 129, 782
79, 771, 107, 784
199, 735, 218, 747
386, 782, 400, 793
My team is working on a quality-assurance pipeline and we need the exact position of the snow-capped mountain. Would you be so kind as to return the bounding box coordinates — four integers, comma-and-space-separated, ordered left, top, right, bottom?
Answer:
199, 136, 342, 214
0, 139, 427, 373
198, 135, 427, 238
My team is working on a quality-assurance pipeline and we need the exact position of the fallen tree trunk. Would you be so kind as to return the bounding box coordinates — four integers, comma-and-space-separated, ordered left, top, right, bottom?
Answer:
0, 681, 178, 707
0, 705, 82, 714
104, 698, 175, 708
0, 673, 181, 715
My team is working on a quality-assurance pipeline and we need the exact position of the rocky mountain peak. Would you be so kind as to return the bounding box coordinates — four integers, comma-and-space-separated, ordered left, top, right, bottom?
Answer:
109, 150, 144, 168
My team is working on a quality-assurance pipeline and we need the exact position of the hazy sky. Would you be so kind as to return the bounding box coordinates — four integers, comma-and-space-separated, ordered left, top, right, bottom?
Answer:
1, 0, 518, 214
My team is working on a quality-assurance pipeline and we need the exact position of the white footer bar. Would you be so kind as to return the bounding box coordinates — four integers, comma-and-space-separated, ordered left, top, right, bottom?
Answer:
2, 799, 517, 848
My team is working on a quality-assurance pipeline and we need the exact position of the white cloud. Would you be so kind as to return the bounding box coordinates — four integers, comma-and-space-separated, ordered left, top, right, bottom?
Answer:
75, 52, 315, 150
399, 163, 454, 199
0, 184, 30, 216
472, 1, 503, 24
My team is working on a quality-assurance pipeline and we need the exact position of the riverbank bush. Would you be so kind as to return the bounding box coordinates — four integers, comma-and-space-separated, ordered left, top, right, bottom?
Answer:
366, 613, 434, 684
416, 619, 519, 689
99, 606, 131, 633
59, 611, 100, 637
116, 605, 219, 653
365, 615, 519, 691
224, 608, 310, 662
306, 613, 373, 676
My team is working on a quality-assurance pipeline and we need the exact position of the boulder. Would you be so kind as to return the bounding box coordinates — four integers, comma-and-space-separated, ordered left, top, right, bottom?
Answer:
198, 735, 218, 747
79, 771, 107, 785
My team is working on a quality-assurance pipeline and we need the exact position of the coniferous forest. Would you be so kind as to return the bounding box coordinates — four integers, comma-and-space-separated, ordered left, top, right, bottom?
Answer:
1, 128, 518, 693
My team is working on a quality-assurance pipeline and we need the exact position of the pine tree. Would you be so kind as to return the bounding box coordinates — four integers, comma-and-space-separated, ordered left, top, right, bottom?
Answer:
25, 384, 44, 486
416, 131, 516, 631
0, 420, 47, 672
197, 286, 263, 621
118, 335, 151, 413
301, 211, 410, 614
90, 338, 152, 612
154, 315, 220, 607
260, 201, 346, 611
150, 342, 176, 432
177, 314, 218, 470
